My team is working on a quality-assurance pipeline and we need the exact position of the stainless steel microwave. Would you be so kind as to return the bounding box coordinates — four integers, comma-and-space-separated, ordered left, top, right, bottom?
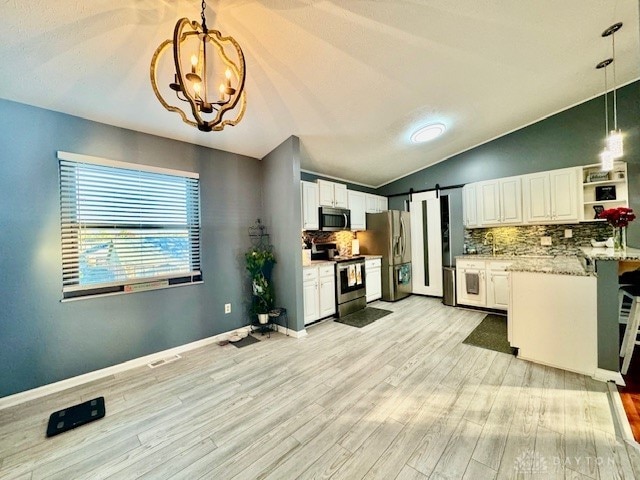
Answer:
319, 206, 351, 231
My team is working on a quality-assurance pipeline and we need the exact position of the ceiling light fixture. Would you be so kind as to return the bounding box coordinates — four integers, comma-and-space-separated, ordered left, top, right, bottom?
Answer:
595, 22, 623, 170
150, 0, 246, 132
596, 57, 614, 171
411, 123, 446, 143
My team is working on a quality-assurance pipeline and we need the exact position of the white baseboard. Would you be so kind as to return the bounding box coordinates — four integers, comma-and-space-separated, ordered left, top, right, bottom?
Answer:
0, 325, 254, 411
276, 325, 308, 338
607, 382, 639, 449
593, 368, 625, 386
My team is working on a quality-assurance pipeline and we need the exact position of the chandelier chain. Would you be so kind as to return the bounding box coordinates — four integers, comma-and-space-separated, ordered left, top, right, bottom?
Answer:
201, 0, 208, 32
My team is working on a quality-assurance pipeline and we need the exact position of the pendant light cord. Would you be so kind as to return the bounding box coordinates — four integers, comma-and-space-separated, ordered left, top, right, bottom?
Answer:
604, 66, 609, 136
612, 32, 618, 130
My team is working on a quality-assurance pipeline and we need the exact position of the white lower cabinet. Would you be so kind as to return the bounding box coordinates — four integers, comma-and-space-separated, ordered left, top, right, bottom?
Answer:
456, 260, 486, 307
365, 258, 382, 302
486, 261, 511, 310
456, 259, 511, 311
303, 265, 336, 325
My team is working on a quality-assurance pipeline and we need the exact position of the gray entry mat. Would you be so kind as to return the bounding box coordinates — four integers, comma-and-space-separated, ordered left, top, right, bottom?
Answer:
462, 314, 516, 355
335, 307, 392, 328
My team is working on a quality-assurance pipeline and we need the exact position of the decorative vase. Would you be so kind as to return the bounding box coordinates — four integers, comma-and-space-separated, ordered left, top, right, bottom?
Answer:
613, 226, 626, 250
258, 313, 269, 324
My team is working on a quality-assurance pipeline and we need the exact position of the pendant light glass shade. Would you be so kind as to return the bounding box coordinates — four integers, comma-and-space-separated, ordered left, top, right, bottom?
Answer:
607, 130, 623, 158
600, 148, 614, 172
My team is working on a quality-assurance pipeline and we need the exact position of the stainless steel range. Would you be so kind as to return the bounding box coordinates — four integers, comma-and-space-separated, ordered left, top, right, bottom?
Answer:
335, 256, 366, 317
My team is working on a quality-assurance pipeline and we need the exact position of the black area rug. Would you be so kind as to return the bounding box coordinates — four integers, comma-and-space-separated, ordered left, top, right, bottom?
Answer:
231, 335, 261, 348
46, 397, 105, 437
336, 307, 392, 328
463, 314, 516, 355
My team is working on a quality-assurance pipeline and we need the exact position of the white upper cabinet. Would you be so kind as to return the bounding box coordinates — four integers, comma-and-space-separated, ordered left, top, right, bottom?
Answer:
348, 190, 366, 231
477, 177, 521, 226
365, 194, 388, 213
318, 179, 348, 208
523, 167, 578, 224
301, 181, 319, 230
462, 184, 478, 228
550, 168, 579, 222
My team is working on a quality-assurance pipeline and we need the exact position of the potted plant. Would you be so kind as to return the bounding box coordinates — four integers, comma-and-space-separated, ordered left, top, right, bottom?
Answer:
245, 247, 276, 323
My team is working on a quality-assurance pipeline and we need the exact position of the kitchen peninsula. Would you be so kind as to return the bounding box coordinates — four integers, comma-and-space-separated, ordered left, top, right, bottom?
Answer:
457, 249, 640, 383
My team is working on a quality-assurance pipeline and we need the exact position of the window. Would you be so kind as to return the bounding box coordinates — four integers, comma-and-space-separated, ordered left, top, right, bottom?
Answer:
58, 152, 201, 299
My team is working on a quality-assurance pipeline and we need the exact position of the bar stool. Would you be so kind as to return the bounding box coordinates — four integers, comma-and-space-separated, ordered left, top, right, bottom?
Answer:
620, 286, 640, 375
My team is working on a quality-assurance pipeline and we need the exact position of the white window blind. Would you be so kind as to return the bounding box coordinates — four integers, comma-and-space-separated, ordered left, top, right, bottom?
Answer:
58, 152, 201, 299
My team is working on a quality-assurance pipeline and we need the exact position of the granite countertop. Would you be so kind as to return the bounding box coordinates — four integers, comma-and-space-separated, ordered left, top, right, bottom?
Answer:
580, 247, 640, 261
305, 260, 336, 267
457, 254, 593, 276
361, 255, 383, 259
506, 256, 593, 277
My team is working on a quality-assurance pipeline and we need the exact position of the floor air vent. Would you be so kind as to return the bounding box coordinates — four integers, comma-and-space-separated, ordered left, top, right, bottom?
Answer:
147, 354, 181, 369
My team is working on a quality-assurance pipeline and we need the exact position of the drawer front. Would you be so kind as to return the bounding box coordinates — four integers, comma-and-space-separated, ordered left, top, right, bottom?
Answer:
365, 258, 382, 268
303, 267, 319, 281
487, 261, 512, 271
319, 265, 335, 277
457, 259, 486, 270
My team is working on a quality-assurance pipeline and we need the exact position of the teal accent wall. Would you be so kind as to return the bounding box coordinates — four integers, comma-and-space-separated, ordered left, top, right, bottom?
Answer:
379, 81, 640, 246
0, 99, 263, 397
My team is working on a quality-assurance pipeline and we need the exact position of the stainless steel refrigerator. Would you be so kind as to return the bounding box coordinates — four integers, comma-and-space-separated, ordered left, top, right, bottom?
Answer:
358, 210, 412, 301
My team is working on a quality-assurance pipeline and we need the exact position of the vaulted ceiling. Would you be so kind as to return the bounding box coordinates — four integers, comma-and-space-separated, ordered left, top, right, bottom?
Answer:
0, 1, 638, 187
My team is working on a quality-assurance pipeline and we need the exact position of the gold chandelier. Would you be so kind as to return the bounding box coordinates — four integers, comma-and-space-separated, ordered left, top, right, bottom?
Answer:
150, 0, 246, 132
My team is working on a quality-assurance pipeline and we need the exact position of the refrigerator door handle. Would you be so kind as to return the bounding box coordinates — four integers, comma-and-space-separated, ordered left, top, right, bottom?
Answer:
399, 217, 406, 258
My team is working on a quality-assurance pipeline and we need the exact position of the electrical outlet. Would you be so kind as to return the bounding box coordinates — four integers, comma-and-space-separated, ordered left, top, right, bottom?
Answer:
564, 229, 573, 239
224, 303, 231, 314
541, 236, 552, 246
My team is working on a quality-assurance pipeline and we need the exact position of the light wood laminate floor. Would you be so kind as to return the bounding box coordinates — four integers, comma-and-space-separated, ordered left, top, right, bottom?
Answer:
1, 296, 639, 479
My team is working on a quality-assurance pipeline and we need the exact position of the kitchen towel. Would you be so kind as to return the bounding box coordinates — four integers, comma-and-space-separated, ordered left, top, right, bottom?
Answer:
348, 265, 356, 286
355, 263, 362, 285
398, 264, 411, 285
466, 272, 479, 295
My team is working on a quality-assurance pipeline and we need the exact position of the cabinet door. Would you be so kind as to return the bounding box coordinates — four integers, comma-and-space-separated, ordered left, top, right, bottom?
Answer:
319, 276, 336, 317
550, 168, 578, 222
303, 279, 319, 325
301, 181, 319, 230
456, 266, 486, 306
499, 177, 522, 224
522, 172, 551, 223
317, 180, 335, 207
477, 181, 501, 226
348, 190, 366, 231
377, 196, 388, 212
333, 183, 348, 208
462, 184, 478, 227
366, 266, 382, 302
487, 271, 509, 310
365, 194, 378, 213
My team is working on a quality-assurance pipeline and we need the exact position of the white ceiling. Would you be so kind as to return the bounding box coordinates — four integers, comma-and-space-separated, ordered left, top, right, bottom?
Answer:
0, 1, 638, 187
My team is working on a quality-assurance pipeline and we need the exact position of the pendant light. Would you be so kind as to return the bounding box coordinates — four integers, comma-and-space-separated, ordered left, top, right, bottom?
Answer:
150, 0, 246, 132
596, 58, 614, 171
603, 22, 624, 159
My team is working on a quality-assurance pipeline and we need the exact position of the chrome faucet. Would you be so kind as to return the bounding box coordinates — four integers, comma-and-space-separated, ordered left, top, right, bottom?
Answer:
484, 232, 496, 256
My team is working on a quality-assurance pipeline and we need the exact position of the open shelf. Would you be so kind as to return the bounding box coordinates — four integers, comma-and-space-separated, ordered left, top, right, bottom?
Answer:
581, 162, 628, 222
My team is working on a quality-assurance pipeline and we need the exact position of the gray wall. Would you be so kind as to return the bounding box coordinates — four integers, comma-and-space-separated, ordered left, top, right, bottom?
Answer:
262, 137, 304, 332
379, 81, 640, 245
0, 99, 263, 397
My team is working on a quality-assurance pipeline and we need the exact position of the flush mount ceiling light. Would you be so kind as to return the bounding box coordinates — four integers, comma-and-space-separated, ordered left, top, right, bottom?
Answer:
150, 0, 246, 132
410, 123, 446, 144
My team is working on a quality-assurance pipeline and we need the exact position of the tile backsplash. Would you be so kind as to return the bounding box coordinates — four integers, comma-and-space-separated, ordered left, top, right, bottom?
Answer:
302, 230, 356, 256
464, 223, 613, 256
